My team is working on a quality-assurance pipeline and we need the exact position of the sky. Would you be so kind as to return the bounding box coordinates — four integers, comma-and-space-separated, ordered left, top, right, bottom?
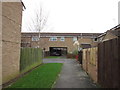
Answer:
22, 0, 120, 33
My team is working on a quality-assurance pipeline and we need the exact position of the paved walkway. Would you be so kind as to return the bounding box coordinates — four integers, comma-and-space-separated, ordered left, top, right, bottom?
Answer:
43, 58, 98, 88
43, 58, 65, 63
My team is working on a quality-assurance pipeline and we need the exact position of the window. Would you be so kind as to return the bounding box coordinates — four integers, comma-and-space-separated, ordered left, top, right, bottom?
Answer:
49, 37, 57, 41
94, 38, 98, 42
32, 36, 39, 41
60, 37, 65, 41
73, 37, 77, 41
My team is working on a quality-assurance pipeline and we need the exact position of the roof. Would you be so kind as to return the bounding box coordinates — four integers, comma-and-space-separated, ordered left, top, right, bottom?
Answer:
2, 0, 26, 10
110, 24, 120, 31
97, 24, 120, 38
97, 33, 106, 38
20, 0, 26, 10
108, 24, 120, 37
21, 32, 102, 38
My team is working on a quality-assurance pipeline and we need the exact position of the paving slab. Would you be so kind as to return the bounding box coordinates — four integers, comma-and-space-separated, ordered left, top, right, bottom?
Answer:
43, 58, 65, 63
53, 59, 98, 88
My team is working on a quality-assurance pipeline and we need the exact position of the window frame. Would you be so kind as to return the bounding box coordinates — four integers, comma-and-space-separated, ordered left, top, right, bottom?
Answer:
73, 37, 77, 41
32, 36, 39, 41
93, 38, 98, 42
49, 37, 57, 41
60, 37, 65, 41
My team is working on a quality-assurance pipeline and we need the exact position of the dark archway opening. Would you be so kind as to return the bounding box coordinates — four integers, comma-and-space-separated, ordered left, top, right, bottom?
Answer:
50, 47, 67, 56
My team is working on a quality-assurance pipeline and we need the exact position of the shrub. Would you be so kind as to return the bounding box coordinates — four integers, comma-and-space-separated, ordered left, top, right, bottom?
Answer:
67, 54, 76, 58
67, 50, 78, 59
72, 50, 78, 55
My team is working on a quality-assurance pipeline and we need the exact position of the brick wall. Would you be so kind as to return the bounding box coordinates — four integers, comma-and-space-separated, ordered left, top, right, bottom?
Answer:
21, 36, 98, 53
102, 32, 117, 41
39, 37, 98, 53
2, 2, 22, 83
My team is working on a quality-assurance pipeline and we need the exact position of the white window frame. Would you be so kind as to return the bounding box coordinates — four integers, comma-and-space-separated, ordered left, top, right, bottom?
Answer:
73, 37, 77, 41
49, 37, 57, 41
32, 36, 39, 41
60, 37, 65, 41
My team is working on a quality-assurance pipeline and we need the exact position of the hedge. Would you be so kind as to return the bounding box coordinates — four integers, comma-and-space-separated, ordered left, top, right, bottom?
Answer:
20, 48, 43, 72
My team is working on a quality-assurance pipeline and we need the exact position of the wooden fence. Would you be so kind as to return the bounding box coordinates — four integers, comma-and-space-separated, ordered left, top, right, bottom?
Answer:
20, 48, 43, 72
82, 47, 98, 82
98, 37, 120, 88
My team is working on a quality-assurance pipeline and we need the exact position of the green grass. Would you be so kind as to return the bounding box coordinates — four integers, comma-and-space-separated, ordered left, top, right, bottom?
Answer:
7, 63, 63, 88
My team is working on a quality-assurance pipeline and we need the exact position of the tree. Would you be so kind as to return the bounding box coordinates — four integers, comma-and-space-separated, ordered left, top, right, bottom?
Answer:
27, 4, 48, 48
34, 5, 48, 48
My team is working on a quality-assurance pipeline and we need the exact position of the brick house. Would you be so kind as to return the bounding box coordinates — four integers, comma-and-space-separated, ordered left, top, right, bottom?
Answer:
21, 32, 102, 56
1, 0, 25, 84
97, 24, 120, 42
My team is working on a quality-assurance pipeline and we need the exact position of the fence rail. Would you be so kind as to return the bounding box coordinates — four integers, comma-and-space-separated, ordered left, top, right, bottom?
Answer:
98, 37, 120, 88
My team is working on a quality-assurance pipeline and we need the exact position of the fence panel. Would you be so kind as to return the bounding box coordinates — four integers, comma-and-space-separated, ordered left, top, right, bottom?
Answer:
82, 49, 87, 72
118, 37, 120, 87
98, 37, 119, 88
82, 47, 98, 82
20, 48, 42, 72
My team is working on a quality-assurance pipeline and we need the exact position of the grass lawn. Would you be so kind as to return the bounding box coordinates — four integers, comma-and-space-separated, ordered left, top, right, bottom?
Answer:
7, 63, 63, 88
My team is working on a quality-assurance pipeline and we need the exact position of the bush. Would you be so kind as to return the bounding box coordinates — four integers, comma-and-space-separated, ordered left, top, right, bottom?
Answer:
67, 54, 76, 58
72, 50, 78, 55
67, 50, 78, 59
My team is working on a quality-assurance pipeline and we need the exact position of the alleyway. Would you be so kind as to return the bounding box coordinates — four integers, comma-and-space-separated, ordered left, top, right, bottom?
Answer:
43, 58, 98, 88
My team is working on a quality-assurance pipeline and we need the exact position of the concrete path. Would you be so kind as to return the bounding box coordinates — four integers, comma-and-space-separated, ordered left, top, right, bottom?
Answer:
43, 58, 65, 63
43, 58, 98, 88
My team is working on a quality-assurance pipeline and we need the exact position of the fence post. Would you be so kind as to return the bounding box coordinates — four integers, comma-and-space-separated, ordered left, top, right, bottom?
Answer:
78, 50, 83, 64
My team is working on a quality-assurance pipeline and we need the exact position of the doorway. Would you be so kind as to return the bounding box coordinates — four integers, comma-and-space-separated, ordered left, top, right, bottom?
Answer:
50, 47, 67, 56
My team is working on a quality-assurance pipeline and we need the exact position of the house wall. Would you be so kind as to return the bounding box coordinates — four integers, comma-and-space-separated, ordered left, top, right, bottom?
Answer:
78, 38, 98, 47
102, 32, 117, 41
39, 37, 75, 53
39, 37, 98, 53
21, 36, 98, 53
2, 2, 22, 83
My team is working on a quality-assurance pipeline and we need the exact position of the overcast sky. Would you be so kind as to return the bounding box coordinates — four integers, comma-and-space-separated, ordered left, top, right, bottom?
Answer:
22, 0, 120, 33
